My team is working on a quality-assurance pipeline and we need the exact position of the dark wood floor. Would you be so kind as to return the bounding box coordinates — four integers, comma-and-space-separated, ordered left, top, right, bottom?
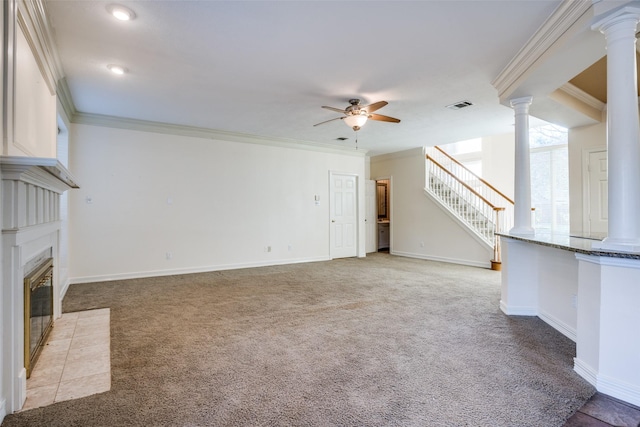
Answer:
563, 393, 640, 426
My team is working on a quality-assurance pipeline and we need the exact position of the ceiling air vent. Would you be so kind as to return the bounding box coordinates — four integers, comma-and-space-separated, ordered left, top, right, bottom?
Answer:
446, 100, 473, 110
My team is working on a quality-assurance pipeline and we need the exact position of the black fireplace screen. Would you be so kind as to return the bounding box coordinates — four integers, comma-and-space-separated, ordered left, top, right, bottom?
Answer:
24, 258, 53, 378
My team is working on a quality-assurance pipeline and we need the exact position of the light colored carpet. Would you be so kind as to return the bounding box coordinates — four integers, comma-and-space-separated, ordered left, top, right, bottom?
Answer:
2, 253, 594, 426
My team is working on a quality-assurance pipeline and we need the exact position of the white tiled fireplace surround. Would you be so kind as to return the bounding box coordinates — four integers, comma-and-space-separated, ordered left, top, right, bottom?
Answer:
1, 157, 80, 414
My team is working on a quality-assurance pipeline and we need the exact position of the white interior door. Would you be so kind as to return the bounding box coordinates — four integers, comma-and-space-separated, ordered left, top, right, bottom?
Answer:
330, 173, 358, 259
587, 150, 608, 234
365, 180, 376, 253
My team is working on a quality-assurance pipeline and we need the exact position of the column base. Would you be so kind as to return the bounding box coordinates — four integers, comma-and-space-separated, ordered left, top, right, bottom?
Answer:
508, 226, 535, 236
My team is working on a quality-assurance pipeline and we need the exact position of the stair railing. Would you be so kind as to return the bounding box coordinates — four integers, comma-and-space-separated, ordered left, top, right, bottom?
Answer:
426, 156, 497, 244
425, 146, 514, 233
425, 147, 514, 270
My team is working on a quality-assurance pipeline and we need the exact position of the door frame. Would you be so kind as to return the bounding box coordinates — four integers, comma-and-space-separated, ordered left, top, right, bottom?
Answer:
373, 175, 392, 253
329, 171, 361, 259
582, 147, 607, 235
365, 180, 377, 253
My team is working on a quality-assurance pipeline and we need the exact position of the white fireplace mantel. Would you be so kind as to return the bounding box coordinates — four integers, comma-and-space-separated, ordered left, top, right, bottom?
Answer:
0, 156, 79, 192
1, 156, 79, 415
1, 156, 79, 231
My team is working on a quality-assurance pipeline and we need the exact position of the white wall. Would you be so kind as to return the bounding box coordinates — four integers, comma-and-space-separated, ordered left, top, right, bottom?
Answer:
481, 132, 515, 200
68, 123, 366, 283
371, 148, 493, 268
568, 122, 606, 235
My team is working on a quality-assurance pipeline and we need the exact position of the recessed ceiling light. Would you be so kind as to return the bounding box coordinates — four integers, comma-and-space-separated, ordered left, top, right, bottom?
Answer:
107, 4, 136, 21
107, 64, 127, 75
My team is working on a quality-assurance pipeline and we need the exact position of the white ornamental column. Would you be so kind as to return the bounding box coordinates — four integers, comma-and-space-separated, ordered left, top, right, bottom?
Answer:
592, 6, 640, 251
509, 96, 534, 236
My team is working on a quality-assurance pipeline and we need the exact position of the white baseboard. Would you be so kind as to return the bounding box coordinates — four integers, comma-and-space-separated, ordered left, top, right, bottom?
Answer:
69, 256, 330, 284
539, 309, 576, 342
598, 374, 640, 407
0, 398, 6, 424
574, 357, 597, 387
18, 368, 26, 410
574, 359, 640, 406
60, 277, 71, 301
391, 250, 491, 269
499, 300, 537, 316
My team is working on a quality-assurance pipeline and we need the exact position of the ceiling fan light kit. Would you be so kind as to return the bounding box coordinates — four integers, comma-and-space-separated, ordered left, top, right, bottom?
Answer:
343, 112, 368, 131
314, 98, 400, 132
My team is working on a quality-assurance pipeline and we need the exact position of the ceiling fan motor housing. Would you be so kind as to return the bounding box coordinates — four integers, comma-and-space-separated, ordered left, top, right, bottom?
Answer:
346, 99, 364, 114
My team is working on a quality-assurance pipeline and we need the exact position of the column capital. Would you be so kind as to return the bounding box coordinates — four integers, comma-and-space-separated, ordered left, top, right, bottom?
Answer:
509, 96, 533, 109
592, 4, 640, 33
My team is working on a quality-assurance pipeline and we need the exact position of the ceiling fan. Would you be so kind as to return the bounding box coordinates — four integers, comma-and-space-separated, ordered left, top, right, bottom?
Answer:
314, 99, 401, 131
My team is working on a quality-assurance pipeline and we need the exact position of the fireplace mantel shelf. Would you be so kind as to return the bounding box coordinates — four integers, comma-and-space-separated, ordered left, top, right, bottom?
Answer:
1, 156, 79, 190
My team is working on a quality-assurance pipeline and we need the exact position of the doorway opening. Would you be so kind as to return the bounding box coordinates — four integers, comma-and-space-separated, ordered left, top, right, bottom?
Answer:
376, 179, 390, 253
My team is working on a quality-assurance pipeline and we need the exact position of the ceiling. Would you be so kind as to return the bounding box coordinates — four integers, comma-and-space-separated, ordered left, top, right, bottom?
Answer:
569, 54, 640, 104
44, 0, 566, 156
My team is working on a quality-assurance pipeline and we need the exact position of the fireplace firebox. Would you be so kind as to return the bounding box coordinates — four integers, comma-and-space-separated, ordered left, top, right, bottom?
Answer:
24, 258, 54, 378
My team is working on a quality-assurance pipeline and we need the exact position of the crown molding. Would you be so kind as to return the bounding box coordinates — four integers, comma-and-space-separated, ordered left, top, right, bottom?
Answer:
492, 0, 593, 101
558, 82, 606, 111
16, 0, 65, 96
72, 112, 367, 157
56, 77, 77, 121
548, 83, 605, 123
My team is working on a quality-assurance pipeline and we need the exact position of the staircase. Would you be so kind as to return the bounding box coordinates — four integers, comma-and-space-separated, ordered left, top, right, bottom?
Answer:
424, 146, 514, 269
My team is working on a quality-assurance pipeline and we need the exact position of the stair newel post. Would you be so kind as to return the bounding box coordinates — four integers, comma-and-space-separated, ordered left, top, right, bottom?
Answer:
491, 207, 505, 271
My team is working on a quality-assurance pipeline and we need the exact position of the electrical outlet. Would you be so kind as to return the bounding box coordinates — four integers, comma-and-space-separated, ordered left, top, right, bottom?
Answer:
288, 245, 292, 251
264, 246, 272, 253
166, 252, 173, 260
420, 241, 425, 248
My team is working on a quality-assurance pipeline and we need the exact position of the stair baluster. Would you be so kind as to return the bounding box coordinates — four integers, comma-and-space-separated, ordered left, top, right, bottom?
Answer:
425, 147, 515, 270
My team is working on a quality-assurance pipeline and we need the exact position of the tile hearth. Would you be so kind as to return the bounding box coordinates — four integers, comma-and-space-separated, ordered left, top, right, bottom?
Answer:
21, 308, 111, 411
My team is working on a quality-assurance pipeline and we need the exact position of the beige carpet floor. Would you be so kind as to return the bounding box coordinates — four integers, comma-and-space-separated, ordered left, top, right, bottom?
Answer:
2, 253, 594, 426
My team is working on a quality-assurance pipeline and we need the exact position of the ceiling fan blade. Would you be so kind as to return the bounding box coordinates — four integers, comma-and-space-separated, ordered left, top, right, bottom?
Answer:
321, 106, 347, 114
368, 113, 401, 123
313, 116, 345, 127
362, 101, 388, 113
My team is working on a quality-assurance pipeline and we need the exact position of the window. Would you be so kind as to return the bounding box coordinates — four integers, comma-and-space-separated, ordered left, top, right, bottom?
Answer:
440, 138, 483, 176
529, 125, 569, 233
445, 138, 482, 155
438, 126, 569, 234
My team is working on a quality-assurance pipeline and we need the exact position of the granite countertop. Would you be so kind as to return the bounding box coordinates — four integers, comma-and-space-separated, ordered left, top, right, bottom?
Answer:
497, 232, 640, 259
